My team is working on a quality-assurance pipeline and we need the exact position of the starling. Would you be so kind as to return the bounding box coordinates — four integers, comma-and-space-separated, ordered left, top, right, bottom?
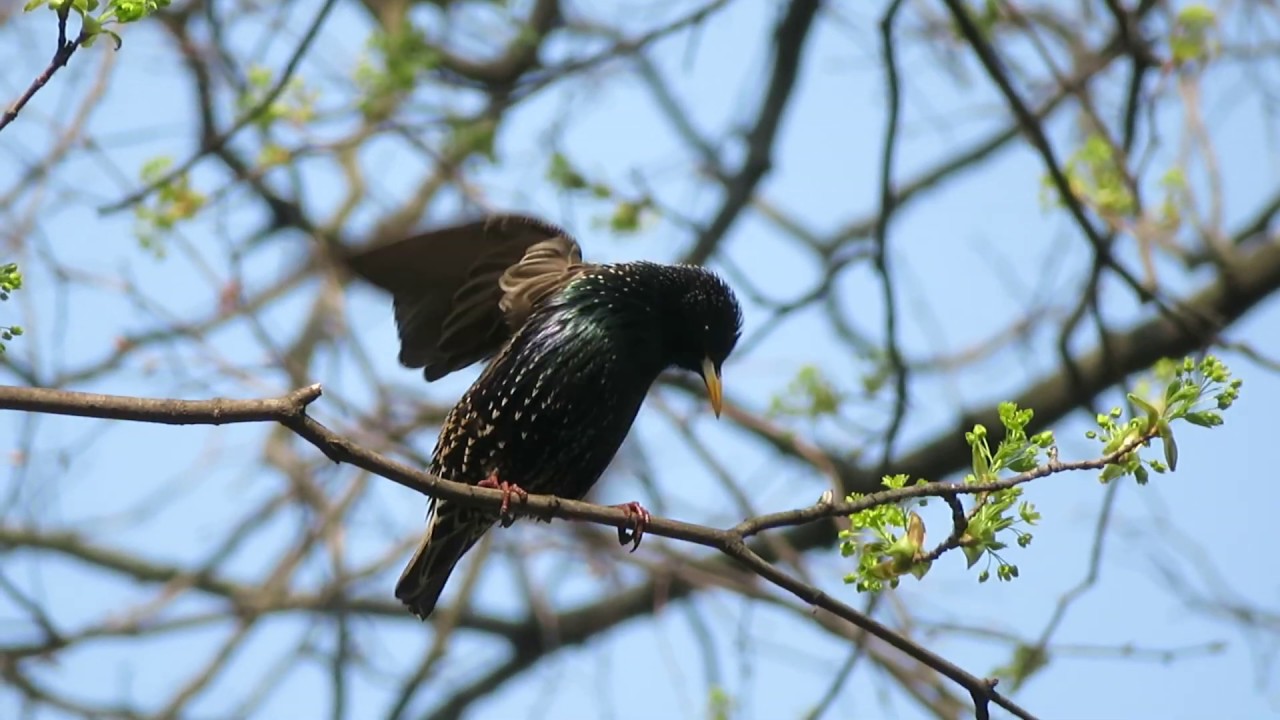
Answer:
347, 213, 742, 619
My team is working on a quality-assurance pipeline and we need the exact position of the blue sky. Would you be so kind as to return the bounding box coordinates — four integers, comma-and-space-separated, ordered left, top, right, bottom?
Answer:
1, 0, 1277, 718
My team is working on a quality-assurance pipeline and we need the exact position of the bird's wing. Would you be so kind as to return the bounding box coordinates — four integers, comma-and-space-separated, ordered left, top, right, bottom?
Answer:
496, 235, 583, 324
345, 213, 585, 381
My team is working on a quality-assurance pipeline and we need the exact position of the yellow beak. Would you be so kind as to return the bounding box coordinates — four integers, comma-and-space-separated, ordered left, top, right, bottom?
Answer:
701, 357, 723, 418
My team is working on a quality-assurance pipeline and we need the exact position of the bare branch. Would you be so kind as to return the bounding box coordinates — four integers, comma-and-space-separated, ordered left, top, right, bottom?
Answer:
0, 6, 86, 133
0, 379, 1185, 719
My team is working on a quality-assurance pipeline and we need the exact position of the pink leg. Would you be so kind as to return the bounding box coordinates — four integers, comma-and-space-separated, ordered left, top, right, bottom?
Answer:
478, 475, 529, 524
610, 501, 652, 552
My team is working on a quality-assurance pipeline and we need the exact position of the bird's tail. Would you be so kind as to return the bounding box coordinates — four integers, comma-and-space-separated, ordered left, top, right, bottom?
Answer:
396, 502, 491, 619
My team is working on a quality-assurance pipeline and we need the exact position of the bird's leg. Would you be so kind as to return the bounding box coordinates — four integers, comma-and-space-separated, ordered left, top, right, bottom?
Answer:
610, 501, 651, 552
478, 475, 529, 526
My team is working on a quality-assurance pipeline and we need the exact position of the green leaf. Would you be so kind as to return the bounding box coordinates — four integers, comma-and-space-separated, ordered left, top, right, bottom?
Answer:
1158, 421, 1178, 471
907, 559, 932, 580
1171, 4, 1217, 64
708, 686, 732, 720
971, 429, 991, 480
1099, 463, 1126, 484
1134, 464, 1150, 485
1177, 4, 1215, 28
609, 201, 643, 233
1007, 455, 1037, 472
1183, 411, 1223, 428
885, 532, 918, 564
768, 365, 845, 419
547, 152, 588, 190
1168, 385, 1200, 407
1128, 393, 1162, 426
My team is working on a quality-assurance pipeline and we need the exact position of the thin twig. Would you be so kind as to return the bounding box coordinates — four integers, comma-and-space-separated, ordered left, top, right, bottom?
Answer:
0, 7, 87, 134
98, 0, 340, 213
1, 382, 1177, 719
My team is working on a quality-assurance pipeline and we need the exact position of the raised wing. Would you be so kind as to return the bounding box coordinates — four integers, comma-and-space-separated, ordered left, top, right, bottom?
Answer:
345, 214, 586, 381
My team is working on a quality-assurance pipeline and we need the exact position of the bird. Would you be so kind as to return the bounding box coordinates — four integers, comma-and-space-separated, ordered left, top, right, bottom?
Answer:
345, 213, 742, 619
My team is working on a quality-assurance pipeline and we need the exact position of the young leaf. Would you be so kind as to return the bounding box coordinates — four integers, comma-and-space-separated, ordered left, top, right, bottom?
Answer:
1158, 420, 1178, 471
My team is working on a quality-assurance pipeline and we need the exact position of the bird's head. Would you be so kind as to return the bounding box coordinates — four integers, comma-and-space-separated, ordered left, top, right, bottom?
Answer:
553, 260, 742, 416
657, 266, 742, 418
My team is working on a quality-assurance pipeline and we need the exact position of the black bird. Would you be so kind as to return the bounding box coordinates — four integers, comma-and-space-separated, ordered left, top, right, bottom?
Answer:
347, 214, 742, 619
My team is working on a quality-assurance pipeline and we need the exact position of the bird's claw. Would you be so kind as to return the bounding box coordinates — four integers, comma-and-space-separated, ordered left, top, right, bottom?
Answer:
478, 476, 529, 526
611, 501, 651, 552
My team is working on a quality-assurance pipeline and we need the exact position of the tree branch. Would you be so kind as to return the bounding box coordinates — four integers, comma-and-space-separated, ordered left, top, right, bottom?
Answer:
0, 6, 87, 134
4, 380, 1185, 719
98, 0, 341, 214
683, 0, 821, 265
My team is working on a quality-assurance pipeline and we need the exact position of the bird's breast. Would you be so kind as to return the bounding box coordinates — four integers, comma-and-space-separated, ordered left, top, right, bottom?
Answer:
430, 340, 654, 500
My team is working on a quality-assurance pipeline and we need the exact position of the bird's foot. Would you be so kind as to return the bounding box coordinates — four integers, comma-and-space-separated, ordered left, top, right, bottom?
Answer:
478, 475, 529, 526
610, 501, 651, 552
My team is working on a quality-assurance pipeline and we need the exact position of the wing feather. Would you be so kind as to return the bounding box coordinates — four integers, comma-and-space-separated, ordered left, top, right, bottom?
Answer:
345, 214, 586, 381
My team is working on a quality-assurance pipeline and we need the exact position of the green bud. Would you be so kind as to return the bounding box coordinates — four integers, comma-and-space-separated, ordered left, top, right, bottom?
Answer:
1183, 411, 1222, 428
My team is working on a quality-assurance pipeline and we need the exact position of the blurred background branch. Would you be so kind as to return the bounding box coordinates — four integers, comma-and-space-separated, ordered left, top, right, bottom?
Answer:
0, 0, 1277, 718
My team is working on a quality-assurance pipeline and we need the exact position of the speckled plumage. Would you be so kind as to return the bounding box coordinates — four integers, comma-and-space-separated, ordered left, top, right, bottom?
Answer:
347, 215, 742, 619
